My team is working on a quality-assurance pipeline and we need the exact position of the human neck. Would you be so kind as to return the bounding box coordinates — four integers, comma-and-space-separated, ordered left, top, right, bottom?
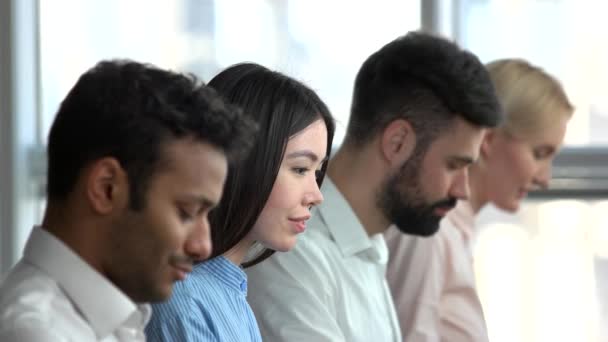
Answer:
223, 235, 254, 266
328, 148, 390, 237
468, 165, 489, 214
41, 201, 106, 273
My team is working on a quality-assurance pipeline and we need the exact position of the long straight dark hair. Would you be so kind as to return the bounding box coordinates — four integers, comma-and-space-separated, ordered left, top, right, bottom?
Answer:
207, 63, 335, 267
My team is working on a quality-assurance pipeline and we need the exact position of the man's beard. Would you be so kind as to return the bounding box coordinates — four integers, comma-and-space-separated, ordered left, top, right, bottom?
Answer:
377, 155, 457, 237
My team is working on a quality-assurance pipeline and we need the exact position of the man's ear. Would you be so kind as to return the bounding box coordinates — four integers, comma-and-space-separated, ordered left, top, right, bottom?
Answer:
85, 157, 129, 214
380, 119, 416, 168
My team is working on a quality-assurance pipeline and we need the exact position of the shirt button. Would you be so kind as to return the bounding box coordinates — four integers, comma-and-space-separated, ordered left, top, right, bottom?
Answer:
240, 281, 247, 292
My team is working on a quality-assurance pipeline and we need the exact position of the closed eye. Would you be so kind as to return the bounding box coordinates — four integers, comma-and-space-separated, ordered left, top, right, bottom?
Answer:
178, 208, 194, 222
534, 146, 555, 160
447, 157, 474, 170
292, 167, 310, 176
176, 197, 217, 223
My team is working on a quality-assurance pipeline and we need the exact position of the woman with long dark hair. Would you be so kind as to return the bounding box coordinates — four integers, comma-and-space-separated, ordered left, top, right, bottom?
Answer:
146, 63, 335, 341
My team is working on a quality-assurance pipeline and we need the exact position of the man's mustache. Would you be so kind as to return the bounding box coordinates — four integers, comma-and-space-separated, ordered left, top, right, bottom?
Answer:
430, 197, 457, 211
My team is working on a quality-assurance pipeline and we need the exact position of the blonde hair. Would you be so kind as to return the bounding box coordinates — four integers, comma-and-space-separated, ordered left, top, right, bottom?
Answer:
486, 58, 574, 139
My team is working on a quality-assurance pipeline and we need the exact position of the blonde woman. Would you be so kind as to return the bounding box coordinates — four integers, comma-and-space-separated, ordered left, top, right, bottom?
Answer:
385, 58, 574, 342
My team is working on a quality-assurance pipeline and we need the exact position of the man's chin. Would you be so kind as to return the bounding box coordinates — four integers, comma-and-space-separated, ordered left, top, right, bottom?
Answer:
132, 284, 173, 304
149, 287, 173, 303
394, 219, 441, 237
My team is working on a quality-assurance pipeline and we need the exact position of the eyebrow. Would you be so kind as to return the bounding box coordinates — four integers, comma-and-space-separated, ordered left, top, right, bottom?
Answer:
179, 195, 217, 210
286, 150, 328, 163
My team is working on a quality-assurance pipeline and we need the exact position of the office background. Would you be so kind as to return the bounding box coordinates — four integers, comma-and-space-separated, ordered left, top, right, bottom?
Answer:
1, 1, 607, 341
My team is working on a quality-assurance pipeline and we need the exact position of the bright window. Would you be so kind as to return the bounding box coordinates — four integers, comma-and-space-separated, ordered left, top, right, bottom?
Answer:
457, 2, 608, 340
457, 0, 608, 147
39, 0, 421, 146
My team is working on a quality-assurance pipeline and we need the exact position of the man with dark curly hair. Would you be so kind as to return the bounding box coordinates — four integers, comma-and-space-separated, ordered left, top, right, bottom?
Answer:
0, 60, 257, 341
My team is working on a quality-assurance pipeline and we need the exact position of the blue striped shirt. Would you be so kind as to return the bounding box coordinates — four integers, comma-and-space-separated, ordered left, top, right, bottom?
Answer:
145, 256, 262, 342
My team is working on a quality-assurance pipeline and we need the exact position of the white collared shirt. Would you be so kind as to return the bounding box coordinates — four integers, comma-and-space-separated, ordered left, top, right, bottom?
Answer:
385, 201, 489, 342
246, 178, 402, 342
0, 227, 151, 342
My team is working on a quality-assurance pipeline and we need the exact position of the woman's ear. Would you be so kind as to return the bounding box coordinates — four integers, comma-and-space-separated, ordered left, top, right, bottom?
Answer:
380, 119, 416, 168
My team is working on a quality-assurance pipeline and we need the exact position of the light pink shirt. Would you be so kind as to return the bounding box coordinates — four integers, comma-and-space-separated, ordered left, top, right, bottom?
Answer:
384, 201, 489, 342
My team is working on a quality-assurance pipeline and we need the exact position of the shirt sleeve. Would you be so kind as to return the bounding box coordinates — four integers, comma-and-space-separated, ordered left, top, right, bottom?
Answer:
246, 237, 347, 342
145, 298, 218, 342
385, 226, 448, 342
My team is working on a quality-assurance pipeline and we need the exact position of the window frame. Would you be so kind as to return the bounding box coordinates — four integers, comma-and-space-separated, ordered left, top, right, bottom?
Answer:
0, 0, 43, 275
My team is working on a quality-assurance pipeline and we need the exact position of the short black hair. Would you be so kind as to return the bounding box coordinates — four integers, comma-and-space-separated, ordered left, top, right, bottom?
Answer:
347, 31, 502, 151
207, 63, 335, 267
46, 59, 257, 210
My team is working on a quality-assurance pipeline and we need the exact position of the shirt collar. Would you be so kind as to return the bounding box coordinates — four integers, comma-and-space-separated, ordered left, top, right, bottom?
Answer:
195, 256, 248, 294
23, 226, 150, 339
317, 177, 384, 260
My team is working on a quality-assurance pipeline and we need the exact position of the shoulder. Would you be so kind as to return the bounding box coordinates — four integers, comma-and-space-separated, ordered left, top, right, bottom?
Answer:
0, 262, 92, 340
146, 280, 219, 341
1, 262, 66, 323
149, 268, 223, 322
385, 222, 456, 291
1, 260, 58, 296
245, 230, 342, 312
0, 323, 69, 342
146, 305, 218, 342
